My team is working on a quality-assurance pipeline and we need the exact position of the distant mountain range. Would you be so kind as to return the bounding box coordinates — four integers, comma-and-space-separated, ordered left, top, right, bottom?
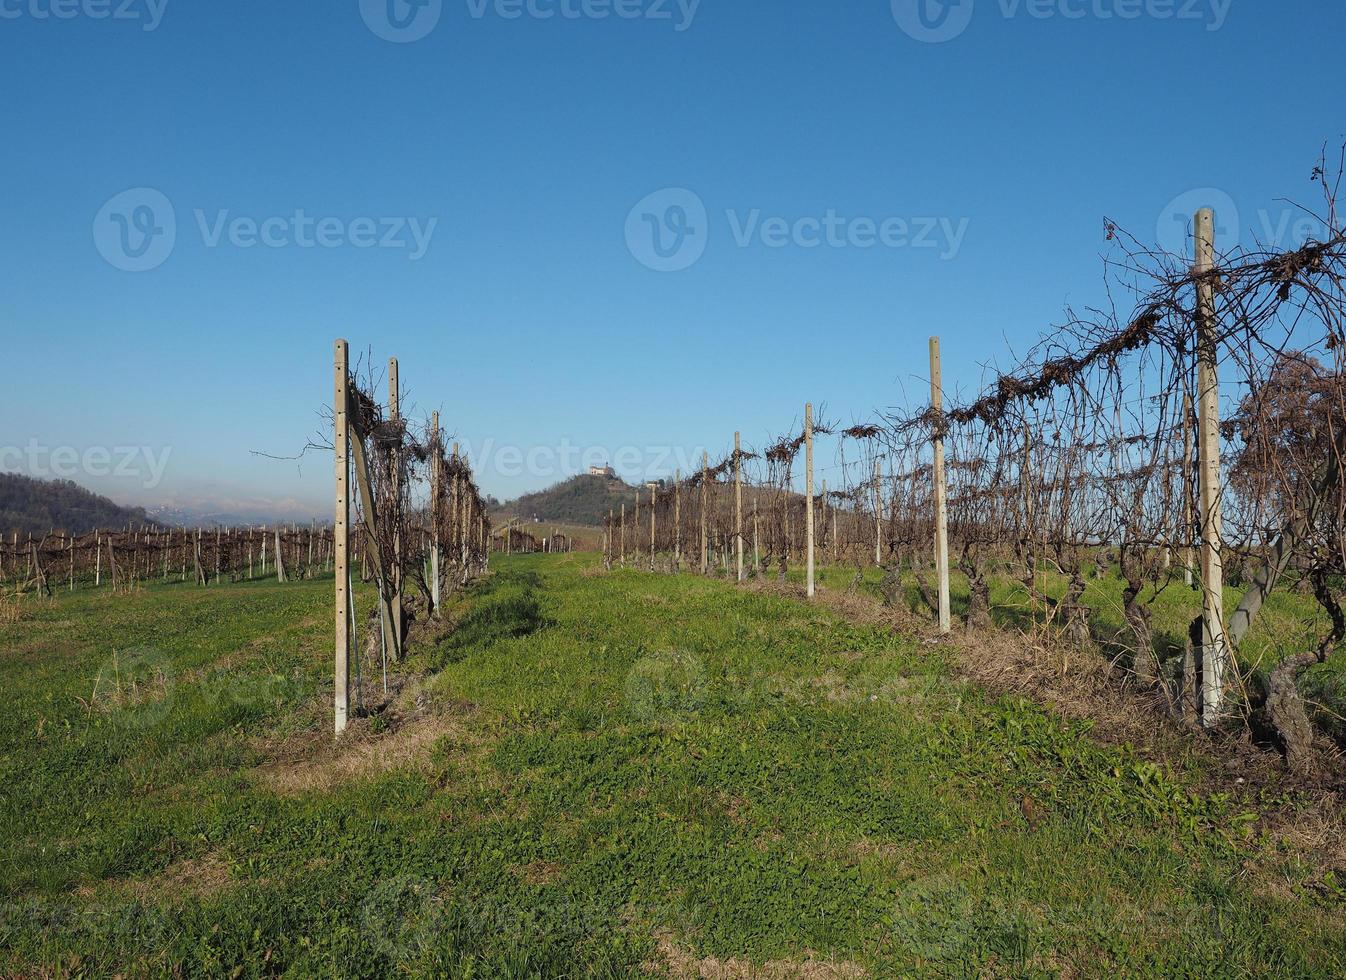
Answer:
0, 473, 156, 536
142, 503, 323, 529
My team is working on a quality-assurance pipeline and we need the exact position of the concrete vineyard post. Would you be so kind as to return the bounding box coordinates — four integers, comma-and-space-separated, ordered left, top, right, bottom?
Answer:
334, 339, 351, 736
430, 411, 441, 616
1195, 208, 1227, 724
1182, 392, 1195, 589
274, 529, 286, 583
805, 403, 815, 599
388, 358, 403, 653
930, 336, 952, 634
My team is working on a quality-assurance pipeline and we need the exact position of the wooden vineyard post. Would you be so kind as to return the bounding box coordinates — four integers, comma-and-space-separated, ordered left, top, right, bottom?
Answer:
673, 471, 681, 571
619, 504, 626, 567
930, 336, 952, 634
451, 444, 462, 577
1195, 208, 1226, 724
29, 539, 49, 596
820, 480, 828, 564
456, 445, 468, 577
753, 495, 760, 573
430, 411, 441, 616
700, 451, 709, 576
649, 486, 657, 572
95, 531, 101, 587
873, 458, 883, 568
805, 403, 815, 599
334, 339, 351, 736
734, 433, 744, 582
636, 498, 643, 565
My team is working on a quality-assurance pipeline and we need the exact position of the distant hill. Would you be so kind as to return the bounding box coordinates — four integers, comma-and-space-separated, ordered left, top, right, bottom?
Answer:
493, 474, 647, 527
0, 473, 156, 536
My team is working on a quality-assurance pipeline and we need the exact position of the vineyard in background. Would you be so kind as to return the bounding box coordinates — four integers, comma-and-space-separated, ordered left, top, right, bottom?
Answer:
0, 526, 337, 592
602, 163, 1346, 774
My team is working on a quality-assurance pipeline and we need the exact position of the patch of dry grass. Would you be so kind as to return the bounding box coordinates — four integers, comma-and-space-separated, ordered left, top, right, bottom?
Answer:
250, 684, 481, 796
110, 851, 234, 902
511, 860, 565, 885
650, 933, 868, 979
0, 590, 31, 625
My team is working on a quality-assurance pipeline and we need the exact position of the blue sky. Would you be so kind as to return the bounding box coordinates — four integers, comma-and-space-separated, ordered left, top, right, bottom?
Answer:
1, 0, 1342, 518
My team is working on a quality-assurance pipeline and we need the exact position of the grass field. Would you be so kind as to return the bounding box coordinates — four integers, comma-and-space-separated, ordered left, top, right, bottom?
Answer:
2, 555, 1343, 977
776, 558, 1346, 731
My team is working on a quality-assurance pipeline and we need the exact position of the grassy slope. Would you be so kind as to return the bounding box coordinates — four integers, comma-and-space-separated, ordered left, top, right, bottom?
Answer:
1, 557, 1342, 977
786, 560, 1346, 729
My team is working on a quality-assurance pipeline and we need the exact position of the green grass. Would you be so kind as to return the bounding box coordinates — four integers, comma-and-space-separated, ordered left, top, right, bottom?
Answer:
773, 558, 1346, 729
1, 555, 1342, 976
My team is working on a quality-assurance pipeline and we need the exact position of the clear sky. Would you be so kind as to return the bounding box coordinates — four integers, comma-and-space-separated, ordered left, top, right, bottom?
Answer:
1, 0, 1342, 519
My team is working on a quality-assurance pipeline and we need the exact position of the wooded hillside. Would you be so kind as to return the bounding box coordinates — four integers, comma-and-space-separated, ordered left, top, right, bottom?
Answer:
0, 473, 155, 536
492, 474, 643, 526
